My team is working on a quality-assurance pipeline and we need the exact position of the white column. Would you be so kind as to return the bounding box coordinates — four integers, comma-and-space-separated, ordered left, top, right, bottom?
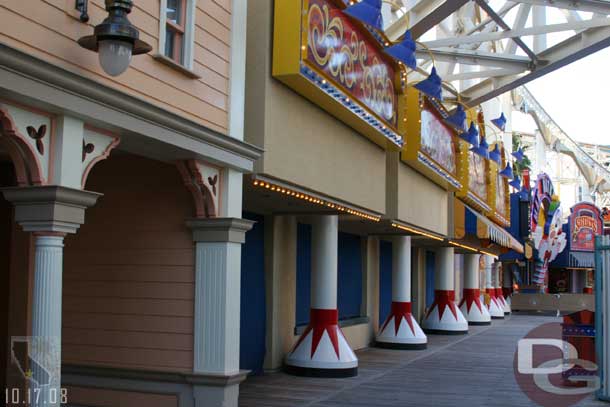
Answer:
460, 254, 491, 325
463, 254, 478, 289
189, 218, 253, 375
31, 235, 64, 407
436, 247, 455, 290
193, 241, 242, 374
376, 236, 427, 348
285, 215, 357, 375
187, 218, 254, 407
485, 255, 493, 290
1, 186, 100, 407
422, 247, 468, 333
392, 236, 411, 303
311, 215, 338, 310
485, 256, 504, 318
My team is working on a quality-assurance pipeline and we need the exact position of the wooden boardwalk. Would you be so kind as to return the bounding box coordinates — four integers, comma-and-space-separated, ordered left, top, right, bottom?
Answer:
239, 314, 606, 407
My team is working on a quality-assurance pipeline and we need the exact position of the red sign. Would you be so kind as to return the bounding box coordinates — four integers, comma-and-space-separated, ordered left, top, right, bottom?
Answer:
570, 202, 603, 252
306, 0, 398, 128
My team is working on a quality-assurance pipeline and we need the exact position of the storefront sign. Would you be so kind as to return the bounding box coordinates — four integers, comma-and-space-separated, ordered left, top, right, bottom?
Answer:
420, 109, 457, 174
469, 152, 487, 201
496, 172, 507, 219
403, 93, 461, 190
570, 202, 603, 252
273, 0, 404, 149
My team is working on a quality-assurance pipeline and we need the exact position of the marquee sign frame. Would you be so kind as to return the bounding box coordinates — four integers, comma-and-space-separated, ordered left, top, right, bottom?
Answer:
569, 202, 603, 252
272, 0, 405, 150
489, 140, 510, 227
402, 89, 462, 190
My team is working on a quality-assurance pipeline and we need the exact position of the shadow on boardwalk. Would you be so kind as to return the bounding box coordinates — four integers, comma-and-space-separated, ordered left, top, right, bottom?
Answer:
239, 314, 606, 407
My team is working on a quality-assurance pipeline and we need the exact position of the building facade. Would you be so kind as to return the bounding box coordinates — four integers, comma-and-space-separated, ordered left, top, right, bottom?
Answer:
0, 1, 262, 406
0, 1, 526, 406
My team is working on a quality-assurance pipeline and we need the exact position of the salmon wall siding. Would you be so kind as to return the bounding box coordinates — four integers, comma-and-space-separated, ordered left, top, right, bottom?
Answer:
0, 0, 231, 133
62, 153, 195, 372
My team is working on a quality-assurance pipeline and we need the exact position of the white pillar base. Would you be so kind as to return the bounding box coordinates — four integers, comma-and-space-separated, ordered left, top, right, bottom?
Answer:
502, 289, 512, 315
376, 302, 427, 349
284, 309, 357, 377
422, 290, 468, 334
487, 289, 505, 319
459, 289, 491, 326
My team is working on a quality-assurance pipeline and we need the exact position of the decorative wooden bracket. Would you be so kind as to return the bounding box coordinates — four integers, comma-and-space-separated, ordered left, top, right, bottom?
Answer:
176, 159, 221, 218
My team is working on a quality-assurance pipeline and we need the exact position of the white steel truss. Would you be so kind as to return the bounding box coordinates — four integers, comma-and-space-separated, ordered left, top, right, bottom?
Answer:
380, 0, 610, 106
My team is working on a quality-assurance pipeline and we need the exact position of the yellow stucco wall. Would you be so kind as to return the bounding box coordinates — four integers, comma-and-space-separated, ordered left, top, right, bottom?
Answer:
397, 163, 449, 236
245, 0, 386, 214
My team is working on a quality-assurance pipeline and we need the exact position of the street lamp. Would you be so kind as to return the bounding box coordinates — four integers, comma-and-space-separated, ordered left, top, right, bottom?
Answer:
78, 0, 152, 76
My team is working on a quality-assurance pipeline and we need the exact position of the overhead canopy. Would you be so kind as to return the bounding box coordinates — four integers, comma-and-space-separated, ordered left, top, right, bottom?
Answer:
455, 199, 524, 253
377, 0, 610, 106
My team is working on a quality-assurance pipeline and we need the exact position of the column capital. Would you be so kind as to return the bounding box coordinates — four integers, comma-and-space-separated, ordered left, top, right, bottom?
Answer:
1, 185, 101, 234
186, 217, 255, 243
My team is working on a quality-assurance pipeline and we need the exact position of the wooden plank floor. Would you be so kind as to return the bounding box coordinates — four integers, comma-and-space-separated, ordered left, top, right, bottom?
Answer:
239, 314, 606, 407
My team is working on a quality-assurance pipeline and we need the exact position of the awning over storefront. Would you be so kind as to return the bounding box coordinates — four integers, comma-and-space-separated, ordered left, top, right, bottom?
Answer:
455, 199, 524, 254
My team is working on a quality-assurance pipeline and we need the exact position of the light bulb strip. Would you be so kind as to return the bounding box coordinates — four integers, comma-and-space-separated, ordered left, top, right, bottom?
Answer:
448, 240, 479, 253
391, 222, 445, 242
417, 152, 462, 189
480, 250, 498, 258
252, 178, 382, 222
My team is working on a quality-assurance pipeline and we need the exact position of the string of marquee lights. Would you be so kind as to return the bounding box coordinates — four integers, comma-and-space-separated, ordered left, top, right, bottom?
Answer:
252, 177, 382, 222
390, 222, 499, 257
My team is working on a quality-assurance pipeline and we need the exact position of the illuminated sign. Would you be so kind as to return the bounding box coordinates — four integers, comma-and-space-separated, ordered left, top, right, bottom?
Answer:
403, 92, 461, 190
456, 109, 491, 214
273, 0, 404, 149
569, 202, 603, 252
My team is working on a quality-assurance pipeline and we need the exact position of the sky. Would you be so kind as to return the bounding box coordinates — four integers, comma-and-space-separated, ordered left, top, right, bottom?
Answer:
489, 4, 610, 146
524, 46, 610, 146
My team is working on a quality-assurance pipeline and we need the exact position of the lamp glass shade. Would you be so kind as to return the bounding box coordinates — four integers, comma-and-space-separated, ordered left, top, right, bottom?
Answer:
445, 104, 467, 132
459, 121, 478, 146
499, 163, 514, 179
509, 176, 521, 190
99, 39, 133, 76
512, 147, 525, 163
470, 135, 489, 159
491, 112, 507, 131
489, 144, 502, 164
343, 0, 383, 31
384, 30, 417, 69
414, 67, 443, 100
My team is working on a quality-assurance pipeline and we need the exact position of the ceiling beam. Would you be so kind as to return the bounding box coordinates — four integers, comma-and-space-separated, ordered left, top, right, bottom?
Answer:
506, 4, 532, 54
444, 67, 527, 81
415, 47, 534, 69
512, 0, 610, 15
420, 17, 610, 47
410, 0, 471, 39
461, 24, 610, 107
474, 0, 538, 61
385, 0, 446, 40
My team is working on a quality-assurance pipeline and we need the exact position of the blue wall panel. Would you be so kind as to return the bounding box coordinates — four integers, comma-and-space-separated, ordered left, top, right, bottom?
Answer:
240, 212, 266, 374
296, 223, 312, 326
425, 251, 436, 308
337, 232, 363, 320
379, 240, 392, 324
